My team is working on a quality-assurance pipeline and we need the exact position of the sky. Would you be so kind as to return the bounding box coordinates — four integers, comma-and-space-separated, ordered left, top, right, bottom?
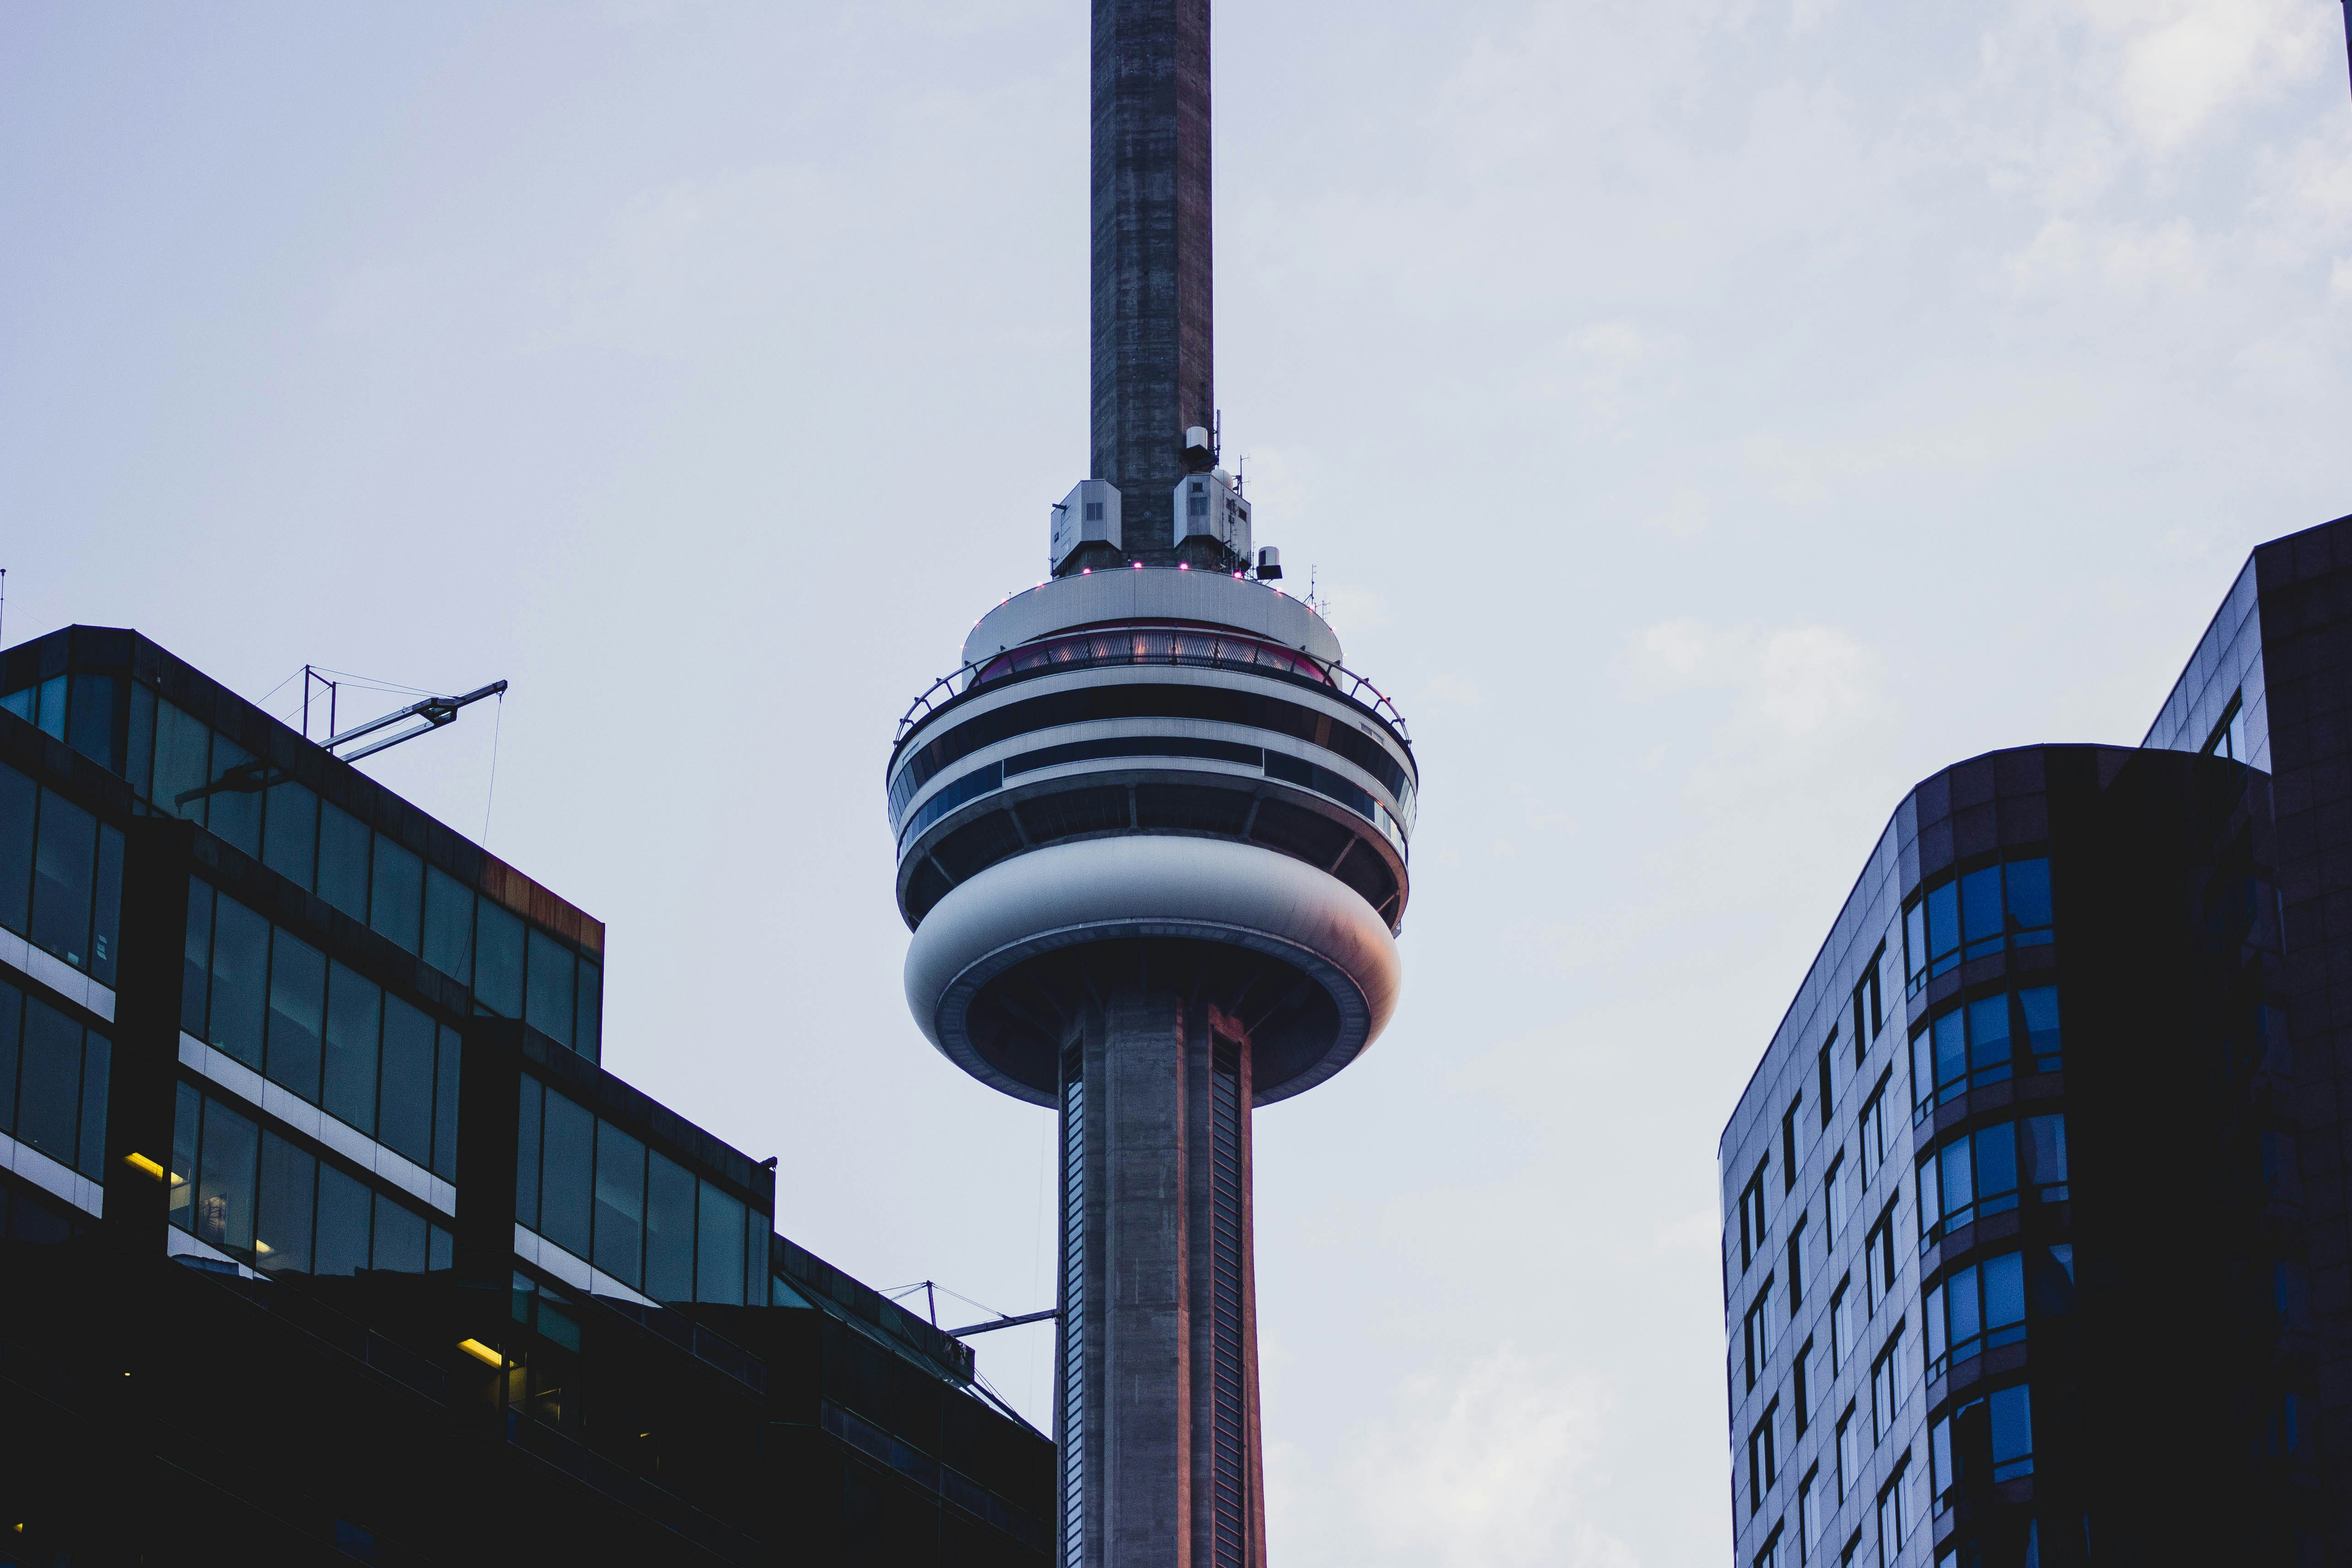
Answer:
3, 1, 2350, 1562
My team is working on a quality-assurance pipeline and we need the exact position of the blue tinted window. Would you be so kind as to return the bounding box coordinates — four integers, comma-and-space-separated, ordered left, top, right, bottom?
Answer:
1959, 867, 2003, 960
1966, 995, 2010, 1081
2021, 1114, 2067, 1189
30, 789, 96, 969
1926, 883, 1959, 976
539, 1089, 594, 1259
16, 997, 85, 1168
369, 837, 423, 953
1904, 900, 1927, 991
645, 1151, 696, 1301
696, 1181, 746, 1305
1937, 1140, 1973, 1226
1945, 1263, 1980, 1346
315, 1163, 373, 1276
474, 901, 524, 1018
65, 674, 115, 771
574, 960, 602, 1065
256, 1131, 316, 1274
2004, 858, 2052, 935
373, 1192, 428, 1273
316, 802, 370, 921
1974, 1123, 2020, 1211
262, 781, 318, 889
206, 734, 262, 856
207, 896, 269, 1069
0, 764, 33, 935
1989, 1386, 2033, 1480
422, 867, 473, 984
431, 1025, 461, 1184
195, 1096, 260, 1254
1982, 1252, 2025, 1333
377, 996, 436, 1167
152, 702, 210, 825
2017, 987, 2061, 1069
594, 1122, 646, 1289
1934, 1011, 1965, 1096
181, 882, 212, 1035
323, 962, 381, 1135
33, 677, 64, 741
125, 684, 154, 799
91, 824, 120, 987
169, 1081, 198, 1231
526, 928, 575, 1048
265, 928, 327, 1102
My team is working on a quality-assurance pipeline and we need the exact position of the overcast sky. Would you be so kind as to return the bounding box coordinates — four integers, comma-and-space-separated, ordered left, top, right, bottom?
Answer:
5, 1, 2351, 1562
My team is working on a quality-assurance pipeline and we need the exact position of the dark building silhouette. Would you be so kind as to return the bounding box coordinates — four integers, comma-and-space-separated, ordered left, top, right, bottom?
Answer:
0, 626, 1053, 1565
1720, 514, 2352, 1568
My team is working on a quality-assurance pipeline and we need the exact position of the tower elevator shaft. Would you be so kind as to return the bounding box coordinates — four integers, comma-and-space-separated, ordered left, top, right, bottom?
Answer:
1057, 989, 1266, 1568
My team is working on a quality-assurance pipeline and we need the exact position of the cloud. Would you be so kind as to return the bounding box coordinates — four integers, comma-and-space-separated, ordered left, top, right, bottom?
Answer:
1276, 1347, 1641, 1568
1651, 1209, 1724, 1258
2089, 0, 2335, 153
1425, 673, 1487, 707
1620, 619, 1880, 740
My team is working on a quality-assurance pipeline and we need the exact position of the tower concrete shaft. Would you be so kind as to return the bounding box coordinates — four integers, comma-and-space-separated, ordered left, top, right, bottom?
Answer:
1091, 0, 1214, 560
1057, 990, 1265, 1568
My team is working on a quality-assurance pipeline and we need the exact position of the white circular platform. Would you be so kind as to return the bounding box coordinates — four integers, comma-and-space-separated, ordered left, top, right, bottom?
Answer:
904, 833, 1402, 1106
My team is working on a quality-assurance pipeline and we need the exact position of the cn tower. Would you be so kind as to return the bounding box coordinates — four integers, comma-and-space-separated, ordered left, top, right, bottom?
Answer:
887, 3, 1416, 1564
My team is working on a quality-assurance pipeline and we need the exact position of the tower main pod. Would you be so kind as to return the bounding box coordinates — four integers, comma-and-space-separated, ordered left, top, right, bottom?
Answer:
887, 4, 1415, 1565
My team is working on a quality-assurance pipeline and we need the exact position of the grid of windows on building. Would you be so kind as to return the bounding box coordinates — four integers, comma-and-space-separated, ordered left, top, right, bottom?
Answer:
5, 673, 602, 1060
1918, 1114, 2069, 1248
181, 879, 460, 1179
1904, 856, 2053, 995
0, 976, 109, 1180
514, 1076, 766, 1304
170, 1081, 451, 1274
1926, 1245, 2075, 1379
1910, 986, 2063, 1118
0, 758, 123, 986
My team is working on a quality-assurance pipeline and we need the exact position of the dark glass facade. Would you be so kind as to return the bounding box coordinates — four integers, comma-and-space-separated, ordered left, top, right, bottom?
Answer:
1724, 512, 2352, 1568
0, 626, 1052, 1563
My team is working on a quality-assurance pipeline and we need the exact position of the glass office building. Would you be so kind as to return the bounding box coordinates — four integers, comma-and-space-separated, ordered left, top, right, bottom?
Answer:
1722, 513, 2352, 1568
0, 626, 1054, 1564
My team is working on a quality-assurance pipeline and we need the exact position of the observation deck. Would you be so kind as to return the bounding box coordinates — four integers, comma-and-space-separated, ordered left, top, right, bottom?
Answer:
888, 566, 1413, 1108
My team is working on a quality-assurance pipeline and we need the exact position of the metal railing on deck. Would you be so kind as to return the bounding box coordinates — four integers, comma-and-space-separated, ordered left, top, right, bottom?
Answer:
894, 624, 1411, 750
